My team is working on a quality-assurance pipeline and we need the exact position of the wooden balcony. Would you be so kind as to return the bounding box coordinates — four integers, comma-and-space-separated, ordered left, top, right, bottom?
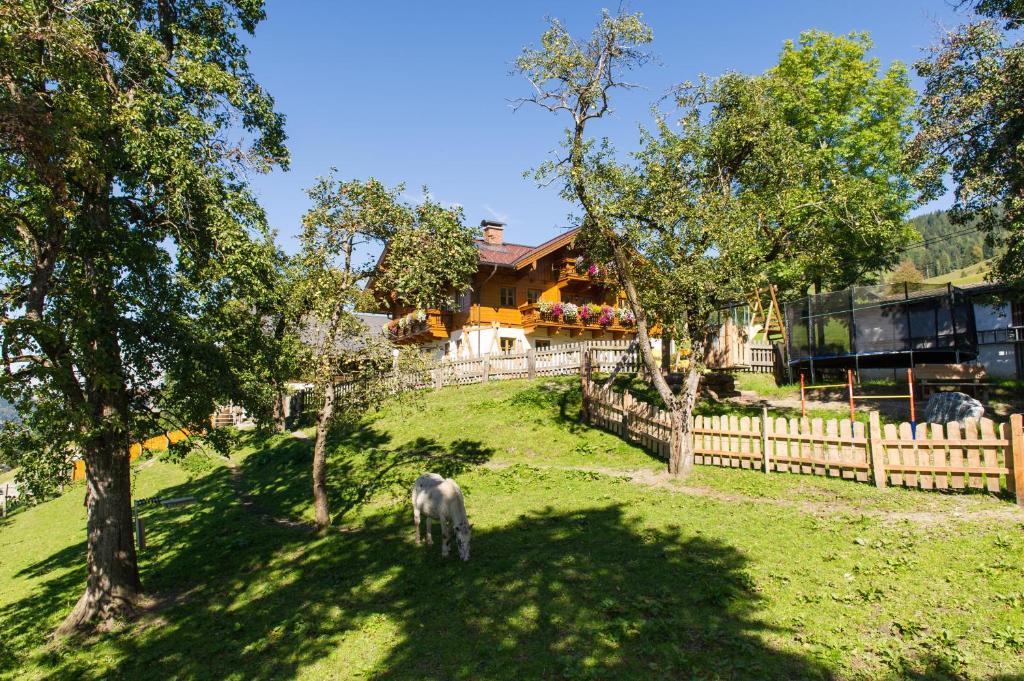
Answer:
519, 303, 636, 339
555, 257, 612, 286
386, 310, 451, 345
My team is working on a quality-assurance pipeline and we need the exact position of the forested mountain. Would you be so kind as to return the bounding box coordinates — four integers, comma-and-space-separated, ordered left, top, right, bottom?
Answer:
905, 210, 1000, 278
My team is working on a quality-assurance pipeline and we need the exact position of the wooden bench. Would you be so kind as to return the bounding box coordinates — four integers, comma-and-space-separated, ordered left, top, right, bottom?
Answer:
914, 364, 990, 402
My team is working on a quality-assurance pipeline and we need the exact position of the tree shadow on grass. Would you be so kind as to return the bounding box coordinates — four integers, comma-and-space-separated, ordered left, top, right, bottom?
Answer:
240, 426, 495, 524
11, 488, 836, 680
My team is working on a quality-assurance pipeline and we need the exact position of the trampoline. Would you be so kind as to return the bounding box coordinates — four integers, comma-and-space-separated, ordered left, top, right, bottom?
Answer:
785, 282, 978, 375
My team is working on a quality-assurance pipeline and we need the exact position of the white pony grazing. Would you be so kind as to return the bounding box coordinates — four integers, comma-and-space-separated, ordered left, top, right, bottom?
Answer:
412, 473, 472, 561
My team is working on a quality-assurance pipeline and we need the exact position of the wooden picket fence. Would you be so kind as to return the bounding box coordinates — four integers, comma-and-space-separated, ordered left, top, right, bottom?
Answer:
584, 382, 1024, 503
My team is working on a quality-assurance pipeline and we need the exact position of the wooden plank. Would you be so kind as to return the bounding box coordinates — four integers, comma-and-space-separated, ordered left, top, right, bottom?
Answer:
980, 419, 1001, 493
812, 419, 825, 476
801, 418, 814, 475
899, 422, 917, 488
964, 419, 983, 489
948, 422, 965, 490
884, 423, 901, 486
918, 424, 934, 490
694, 415, 705, 465
1010, 415, 1024, 507
880, 464, 1008, 474
729, 416, 741, 467
877, 438, 1007, 447
739, 416, 752, 469
762, 408, 771, 473
775, 418, 790, 473
853, 421, 868, 482
869, 412, 885, 488
931, 423, 948, 490
716, 413, 724, 466
764, 455, 870, 470
826, 419, 839, 477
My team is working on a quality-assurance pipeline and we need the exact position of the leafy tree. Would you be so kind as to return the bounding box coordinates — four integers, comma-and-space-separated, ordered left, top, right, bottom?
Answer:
888, 259, 925, 285
0, 0, 286, 632
297, 174, 477, 527
0, 397, 77, 500
209, 244, 306, 433
914, 0, 1024, 287
768, 31, 920, 292
514, 12, 921, 475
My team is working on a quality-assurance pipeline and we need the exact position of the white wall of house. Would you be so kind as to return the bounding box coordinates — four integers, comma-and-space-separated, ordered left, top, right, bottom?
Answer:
971, 299, 1020, 378
412, 325, 660, 362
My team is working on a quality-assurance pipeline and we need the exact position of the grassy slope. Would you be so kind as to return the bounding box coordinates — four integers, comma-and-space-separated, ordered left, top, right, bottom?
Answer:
922, 260, 993, 286
0, 378, 1022, 680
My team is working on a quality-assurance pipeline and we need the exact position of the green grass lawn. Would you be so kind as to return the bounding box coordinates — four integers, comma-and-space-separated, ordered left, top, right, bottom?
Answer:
1, 377, 1022, 680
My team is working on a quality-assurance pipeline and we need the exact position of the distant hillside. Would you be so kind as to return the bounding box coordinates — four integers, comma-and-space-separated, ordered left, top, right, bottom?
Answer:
905, 210, 1000, 278
922, 259, 993, 286
0, 397, 17, 424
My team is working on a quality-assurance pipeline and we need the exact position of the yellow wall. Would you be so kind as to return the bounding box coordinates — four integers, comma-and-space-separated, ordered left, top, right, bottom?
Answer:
71, 429, 192, 481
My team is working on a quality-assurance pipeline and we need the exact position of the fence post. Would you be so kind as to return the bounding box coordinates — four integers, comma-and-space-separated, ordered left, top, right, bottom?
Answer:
869, 411, 886, 489
761, 406, 770, 474
433, 367, 443, 390
1010, 413, 1024, 508
527, 349, 536, 379
482, 357, 490, 383
622, 390, 632, 439
580, 350, 591, 423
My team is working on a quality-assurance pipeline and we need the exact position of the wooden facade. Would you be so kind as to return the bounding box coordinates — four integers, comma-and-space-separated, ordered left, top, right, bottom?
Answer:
381, 222, 642, 357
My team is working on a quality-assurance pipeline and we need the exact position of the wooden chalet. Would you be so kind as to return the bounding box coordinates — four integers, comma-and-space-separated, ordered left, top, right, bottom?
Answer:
380, 220, 646, 359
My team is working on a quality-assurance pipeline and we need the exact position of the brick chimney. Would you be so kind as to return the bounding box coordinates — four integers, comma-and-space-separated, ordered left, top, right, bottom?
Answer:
481, 219, 505, 245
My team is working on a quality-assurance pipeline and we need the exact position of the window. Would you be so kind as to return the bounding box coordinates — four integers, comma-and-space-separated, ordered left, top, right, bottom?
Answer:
527, 289, 542, 304
500, 287, 516, 307
500, 337, 516, 353
535, 340, 551, 350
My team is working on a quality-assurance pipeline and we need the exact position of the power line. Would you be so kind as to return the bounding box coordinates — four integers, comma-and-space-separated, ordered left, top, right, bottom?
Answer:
900, 225, 985, 253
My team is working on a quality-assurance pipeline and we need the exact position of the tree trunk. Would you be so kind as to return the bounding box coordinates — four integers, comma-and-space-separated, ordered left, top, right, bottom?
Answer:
56, 429, 141, 635
667, 362, 701, 476
271, 385, 287, 433
312, 380, 335, 528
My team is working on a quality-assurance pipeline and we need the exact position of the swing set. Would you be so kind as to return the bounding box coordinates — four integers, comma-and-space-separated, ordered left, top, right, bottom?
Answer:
800, 368, 918, 440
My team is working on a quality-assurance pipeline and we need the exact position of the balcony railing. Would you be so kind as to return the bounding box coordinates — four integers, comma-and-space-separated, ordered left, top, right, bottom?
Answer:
519, 303, 635, 337
386, 310, 451, 344
556, 257, 613, 285
978, 326, 1024, 345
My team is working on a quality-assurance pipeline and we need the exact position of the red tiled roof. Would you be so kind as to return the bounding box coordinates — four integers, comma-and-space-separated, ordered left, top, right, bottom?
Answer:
475, 239, 535, 266
474, 227, 581, 267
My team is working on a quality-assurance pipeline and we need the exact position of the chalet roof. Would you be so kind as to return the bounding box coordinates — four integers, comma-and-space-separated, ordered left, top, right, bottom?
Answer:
475, 239, 535, 266
474, 227, 581, 269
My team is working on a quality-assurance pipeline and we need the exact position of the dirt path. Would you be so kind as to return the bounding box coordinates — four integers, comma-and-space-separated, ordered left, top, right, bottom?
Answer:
479, 460, 1024, 526
226, 438, 316, 532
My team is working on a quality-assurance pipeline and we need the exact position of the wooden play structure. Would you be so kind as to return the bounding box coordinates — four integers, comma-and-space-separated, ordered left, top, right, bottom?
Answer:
705, 285, 786, 372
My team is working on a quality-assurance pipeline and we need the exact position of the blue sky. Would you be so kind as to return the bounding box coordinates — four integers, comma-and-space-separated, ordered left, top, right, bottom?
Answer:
245, 1, 971, 252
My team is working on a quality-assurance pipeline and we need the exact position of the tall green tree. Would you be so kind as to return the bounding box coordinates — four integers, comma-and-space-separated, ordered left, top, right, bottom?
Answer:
297, 175, 477, 527
914, 0, 1024, 287
515, 12, 921, 475
769, 31, 919, 292
210, 244, 306, 433
0, 1, 286, 632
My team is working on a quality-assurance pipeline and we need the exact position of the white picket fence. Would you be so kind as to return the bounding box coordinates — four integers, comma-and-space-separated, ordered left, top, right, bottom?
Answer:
428, 340, 641, 388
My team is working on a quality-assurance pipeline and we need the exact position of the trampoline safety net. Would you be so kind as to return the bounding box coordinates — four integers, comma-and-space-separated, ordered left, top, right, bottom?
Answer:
785, 282, 978, 369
